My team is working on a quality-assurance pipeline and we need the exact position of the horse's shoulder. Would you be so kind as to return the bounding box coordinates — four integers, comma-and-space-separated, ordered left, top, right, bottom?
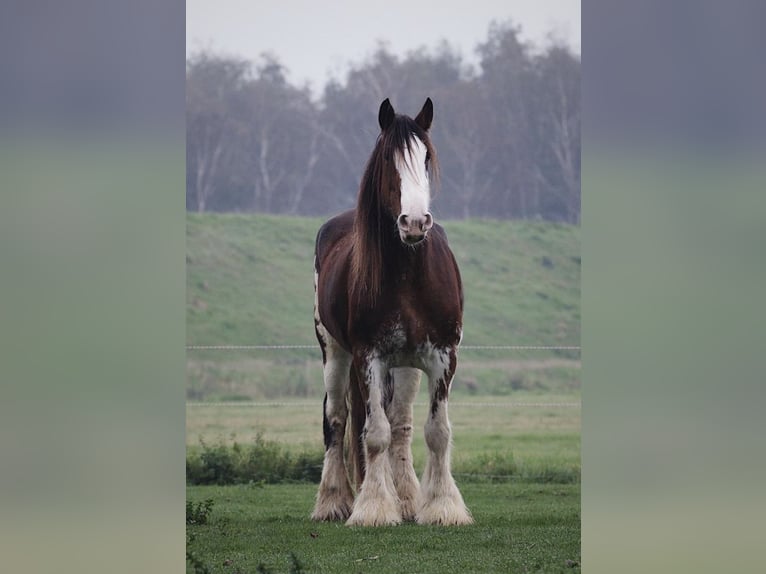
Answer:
317, 209, 354, 242
429, 222, 454, 252
431, 221, 448, 240
427, 222, 462, 303
315, 209, 354, 264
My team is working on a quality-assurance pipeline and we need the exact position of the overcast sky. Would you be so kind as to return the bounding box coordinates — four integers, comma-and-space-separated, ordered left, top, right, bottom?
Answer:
187, 1, 580, 98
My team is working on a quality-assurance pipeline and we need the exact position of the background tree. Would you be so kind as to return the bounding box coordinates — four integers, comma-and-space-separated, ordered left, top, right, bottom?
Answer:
532, 41, 581, 223
186, 53, 249, 212
185, 21, 581, 224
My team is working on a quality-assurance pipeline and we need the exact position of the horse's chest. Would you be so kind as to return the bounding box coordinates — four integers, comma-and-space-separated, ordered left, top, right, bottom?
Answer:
349, 275, 461, 354
374, 310, 452, 353
377, 321, 409, 353
367, 320, 426, 369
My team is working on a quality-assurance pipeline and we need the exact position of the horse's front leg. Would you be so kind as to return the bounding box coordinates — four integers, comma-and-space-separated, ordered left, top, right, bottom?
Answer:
346, 353, 402, 526
386, 367, 421, 521
311, 332, 354, 521
418, 346, 473, 525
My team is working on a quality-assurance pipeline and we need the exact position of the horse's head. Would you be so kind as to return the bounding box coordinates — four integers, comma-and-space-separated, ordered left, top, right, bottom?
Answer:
377, 98, 437, 246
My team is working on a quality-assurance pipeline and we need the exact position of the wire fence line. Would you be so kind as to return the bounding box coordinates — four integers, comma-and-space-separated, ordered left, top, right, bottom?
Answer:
452, 473, 579, 482
197, 463, 576, 483
186, 344, 581, 351
187, 401, 580, 408
234, 467, 577, 482
186, 344, 581, 409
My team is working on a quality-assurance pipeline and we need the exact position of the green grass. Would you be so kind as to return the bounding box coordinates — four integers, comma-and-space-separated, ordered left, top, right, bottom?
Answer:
186, 213, 580, 379
186, 212, 580, 402
186, 483, 581, 574
186, 213, 580, 571
186, 355, 581, 402
185, 212, 581, 348
186, 400, 580, 484
187, 214, 322, 358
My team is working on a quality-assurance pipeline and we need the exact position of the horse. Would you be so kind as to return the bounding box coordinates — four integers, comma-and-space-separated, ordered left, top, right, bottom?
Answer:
311, 97, 472, 526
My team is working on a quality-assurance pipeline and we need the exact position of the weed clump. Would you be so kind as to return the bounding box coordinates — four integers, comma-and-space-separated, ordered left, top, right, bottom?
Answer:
186, 434, 323, 485
186, 498, 215, 525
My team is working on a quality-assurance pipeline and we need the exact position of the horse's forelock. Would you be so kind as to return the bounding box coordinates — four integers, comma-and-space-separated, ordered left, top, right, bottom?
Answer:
389, 118, 439, 191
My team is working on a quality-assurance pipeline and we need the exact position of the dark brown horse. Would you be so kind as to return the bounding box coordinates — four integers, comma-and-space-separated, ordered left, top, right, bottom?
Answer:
312, 98, 471, 526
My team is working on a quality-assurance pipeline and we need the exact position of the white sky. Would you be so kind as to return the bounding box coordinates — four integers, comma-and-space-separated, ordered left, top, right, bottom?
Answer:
187, 0, 580, 98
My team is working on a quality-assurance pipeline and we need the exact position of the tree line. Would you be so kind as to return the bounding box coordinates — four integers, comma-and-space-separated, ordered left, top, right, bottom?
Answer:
187, 21, 580, 223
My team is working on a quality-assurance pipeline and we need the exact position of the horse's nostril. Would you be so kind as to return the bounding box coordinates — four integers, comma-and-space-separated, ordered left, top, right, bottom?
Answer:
423, 213, 433, 230
398, 214, 409, 228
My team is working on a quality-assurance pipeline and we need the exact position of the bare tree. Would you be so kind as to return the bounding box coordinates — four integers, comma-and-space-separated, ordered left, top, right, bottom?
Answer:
534, 44, 581, 223
184, 24, 581, 223
186, 53, 249, 212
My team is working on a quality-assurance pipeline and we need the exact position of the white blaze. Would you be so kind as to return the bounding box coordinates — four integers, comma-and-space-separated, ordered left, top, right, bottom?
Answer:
394, 136, 430, 220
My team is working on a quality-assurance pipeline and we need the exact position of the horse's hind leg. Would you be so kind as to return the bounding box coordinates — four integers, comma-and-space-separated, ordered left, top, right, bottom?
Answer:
386, 367, 421, 521
417, 347, 473, 525
311, 331, 354, 521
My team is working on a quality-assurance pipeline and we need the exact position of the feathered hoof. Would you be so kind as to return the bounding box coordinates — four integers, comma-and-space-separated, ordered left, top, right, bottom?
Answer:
416, 496, 473, 526
311, 495, 354, 522
346, 496, 402, 527
399, 495, 418, 522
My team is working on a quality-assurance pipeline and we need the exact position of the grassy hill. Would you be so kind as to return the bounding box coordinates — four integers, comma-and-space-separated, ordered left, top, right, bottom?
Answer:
186, 213, 580, 399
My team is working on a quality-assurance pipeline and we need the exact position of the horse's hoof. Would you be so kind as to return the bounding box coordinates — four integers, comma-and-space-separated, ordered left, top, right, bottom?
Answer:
311, 498, 353, 522
416, 496, 473, 526
399, 497, 418, 522
346, 510, 401, 527
346, 496, 402, 526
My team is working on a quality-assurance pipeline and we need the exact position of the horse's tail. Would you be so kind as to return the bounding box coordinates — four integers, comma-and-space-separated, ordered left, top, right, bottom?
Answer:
347, 362, 367, 490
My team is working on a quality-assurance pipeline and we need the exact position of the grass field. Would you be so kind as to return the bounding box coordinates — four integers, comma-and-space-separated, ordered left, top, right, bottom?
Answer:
186, 398, 580, 483
186, 213, 580, 402
186, 213, 580, 572
186, 482, 581, 574
186, 355, 581, 402
186, 390, 580, 572
186, 213, 580, 350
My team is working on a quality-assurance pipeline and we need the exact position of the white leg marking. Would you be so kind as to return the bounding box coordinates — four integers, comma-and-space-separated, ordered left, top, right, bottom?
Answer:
312, 267, 355, 521
386, 367, 421, 521
417, 346, 473, 525
311, 336, 355, 520
347, 356, 401, 526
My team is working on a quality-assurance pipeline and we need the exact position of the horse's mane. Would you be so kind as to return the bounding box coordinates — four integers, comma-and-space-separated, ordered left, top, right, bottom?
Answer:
350, 116, 439, 310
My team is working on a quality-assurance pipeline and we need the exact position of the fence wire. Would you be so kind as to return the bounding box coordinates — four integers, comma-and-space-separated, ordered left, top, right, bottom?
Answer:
187, 342, 580, 486
186, 344, 580, 351
186, 343, 581, 409
187, 401, 579, 408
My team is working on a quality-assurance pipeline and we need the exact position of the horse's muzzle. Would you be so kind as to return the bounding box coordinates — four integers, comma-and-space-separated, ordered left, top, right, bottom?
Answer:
402, 233, 426, 245
397, 213, 433, 245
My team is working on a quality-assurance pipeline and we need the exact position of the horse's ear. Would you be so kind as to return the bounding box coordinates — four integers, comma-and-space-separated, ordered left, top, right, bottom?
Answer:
378, 98, 395, 131
414, 97, 433, 132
